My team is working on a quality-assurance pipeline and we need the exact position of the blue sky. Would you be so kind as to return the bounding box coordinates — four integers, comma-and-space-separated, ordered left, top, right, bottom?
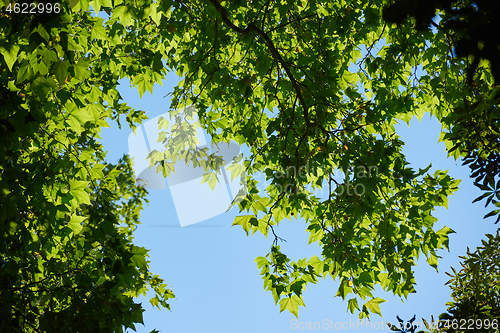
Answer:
98, 71, 499, 333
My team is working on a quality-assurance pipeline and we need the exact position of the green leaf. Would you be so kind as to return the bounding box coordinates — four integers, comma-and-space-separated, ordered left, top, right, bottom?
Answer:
91, 20, 107, 40
348, 298, 359, 313
67, 35, 84, 51
33, 24, 50, 42
3, 0, 494, 326
255, 256, 269, 270
427, 253, 439, 271
153, 52, 164, 73
74, 58, 90, 79
132, 73, 154, 97
17, 63, 34, 83
131, 246, 149, 270
148, 3, 162, 25
484, 209, 500, 219
158, 116, 169, 130
227, 162, 245, 182
436, 226, 455, 251
31, 77, 57, 96
89, 0, 102, 12
70, 107, 94, 124
232, 215, 257, 235
52, 60, 70, 85
201, 172, 218, 191
113, 4, 133, 26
